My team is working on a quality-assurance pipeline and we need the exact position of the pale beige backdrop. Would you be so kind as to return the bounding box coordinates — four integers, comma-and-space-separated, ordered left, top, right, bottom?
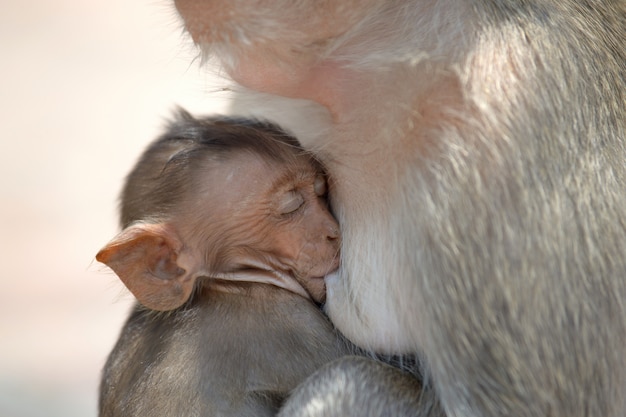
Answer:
0, 1, 229, 416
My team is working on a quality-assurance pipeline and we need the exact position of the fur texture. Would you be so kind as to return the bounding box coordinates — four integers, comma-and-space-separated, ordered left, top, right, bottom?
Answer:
174, 1, 626, 415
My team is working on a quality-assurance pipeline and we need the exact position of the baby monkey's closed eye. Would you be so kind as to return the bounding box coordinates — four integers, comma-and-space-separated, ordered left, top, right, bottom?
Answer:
277, 190, 305, 215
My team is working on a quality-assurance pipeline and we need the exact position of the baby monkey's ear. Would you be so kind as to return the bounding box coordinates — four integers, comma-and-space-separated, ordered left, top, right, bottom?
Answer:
96, 223, 196, 311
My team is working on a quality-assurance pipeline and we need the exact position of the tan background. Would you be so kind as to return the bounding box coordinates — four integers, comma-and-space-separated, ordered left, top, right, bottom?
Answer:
0, 1, 229, 415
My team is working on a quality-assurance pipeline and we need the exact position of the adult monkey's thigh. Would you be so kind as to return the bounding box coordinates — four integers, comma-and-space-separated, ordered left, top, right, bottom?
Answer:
174, 1, 626, 416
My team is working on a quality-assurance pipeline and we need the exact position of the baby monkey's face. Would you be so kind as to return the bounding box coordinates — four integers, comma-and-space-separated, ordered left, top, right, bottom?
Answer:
192, 151, 341, 303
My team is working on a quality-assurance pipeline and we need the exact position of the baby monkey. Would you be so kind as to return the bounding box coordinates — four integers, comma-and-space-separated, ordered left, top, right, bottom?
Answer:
96, 110, 349, 417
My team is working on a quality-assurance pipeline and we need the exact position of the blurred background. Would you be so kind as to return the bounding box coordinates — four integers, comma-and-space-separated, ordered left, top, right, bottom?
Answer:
0, 1, 230, 415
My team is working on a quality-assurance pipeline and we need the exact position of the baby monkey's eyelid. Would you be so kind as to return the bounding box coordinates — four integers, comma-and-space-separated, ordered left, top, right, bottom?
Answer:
278, 191, 305, 215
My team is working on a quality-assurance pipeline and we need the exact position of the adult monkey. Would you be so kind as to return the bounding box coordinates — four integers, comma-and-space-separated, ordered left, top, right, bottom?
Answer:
173, 1, 626, 416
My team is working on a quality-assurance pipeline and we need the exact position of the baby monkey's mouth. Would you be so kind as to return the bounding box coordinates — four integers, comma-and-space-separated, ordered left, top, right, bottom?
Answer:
297, 265, 340, 305
322, 269, 341, 286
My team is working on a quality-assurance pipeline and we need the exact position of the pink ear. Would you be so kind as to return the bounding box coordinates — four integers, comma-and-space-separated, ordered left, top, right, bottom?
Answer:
96, 223, 196, 311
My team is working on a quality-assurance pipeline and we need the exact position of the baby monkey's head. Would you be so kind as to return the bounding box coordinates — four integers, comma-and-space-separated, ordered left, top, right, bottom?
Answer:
97, 109, 340, 310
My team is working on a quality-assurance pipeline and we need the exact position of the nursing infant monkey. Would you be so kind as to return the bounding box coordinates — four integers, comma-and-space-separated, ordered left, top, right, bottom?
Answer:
97, 111, 389, 416
168, 0, 624, 416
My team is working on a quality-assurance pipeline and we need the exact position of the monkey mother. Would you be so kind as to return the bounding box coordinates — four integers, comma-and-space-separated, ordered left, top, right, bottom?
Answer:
172, 1, 626, 416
